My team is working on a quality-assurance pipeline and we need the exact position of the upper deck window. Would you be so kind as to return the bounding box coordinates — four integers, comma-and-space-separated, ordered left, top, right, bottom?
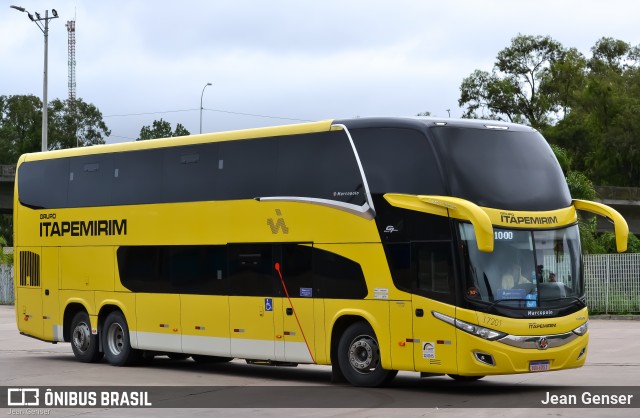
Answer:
350, 128, 446, 196
430, 126, 571, 211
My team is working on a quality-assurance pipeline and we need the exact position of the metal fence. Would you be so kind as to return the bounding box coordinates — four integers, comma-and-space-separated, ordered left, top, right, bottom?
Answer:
584, 253, 640, 314
1, 254, 639, 313
0, 264, 13, 305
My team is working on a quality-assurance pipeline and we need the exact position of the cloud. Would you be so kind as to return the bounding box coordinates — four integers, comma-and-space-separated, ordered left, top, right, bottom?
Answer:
3, 0, 640, 141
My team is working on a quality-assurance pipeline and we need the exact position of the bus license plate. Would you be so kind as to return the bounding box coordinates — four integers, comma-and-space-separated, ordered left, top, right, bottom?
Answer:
529, 360, 550, 372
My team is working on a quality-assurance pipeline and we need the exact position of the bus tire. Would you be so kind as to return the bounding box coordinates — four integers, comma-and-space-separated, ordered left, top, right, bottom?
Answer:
103, 311, 140, 366
70, 311, 103, 363
337, 322, 397, 387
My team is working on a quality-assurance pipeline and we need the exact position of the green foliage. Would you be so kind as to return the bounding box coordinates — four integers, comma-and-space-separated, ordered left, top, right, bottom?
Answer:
596, 231, 640, 254
461, 35, 640, 187
566, 170, 596, 200
0, 95, 110, 163
0, 95, 42, 163
48, 98, 111, 149
458, 34, 564, 129
549, 144, 572, 174
0, 235, 12, 264
137, 119, 191, 141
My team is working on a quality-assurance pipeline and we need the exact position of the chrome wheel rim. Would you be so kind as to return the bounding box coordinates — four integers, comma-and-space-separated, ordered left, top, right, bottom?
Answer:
72, 321, 91, 353
107, 322, 125, 356
348, 335, 380, 374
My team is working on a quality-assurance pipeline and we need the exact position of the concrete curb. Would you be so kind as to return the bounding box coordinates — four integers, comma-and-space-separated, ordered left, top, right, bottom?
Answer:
590, 314, 640, 320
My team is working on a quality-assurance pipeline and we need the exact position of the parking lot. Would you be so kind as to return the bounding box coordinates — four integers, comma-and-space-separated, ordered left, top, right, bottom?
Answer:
0, 305, 638, 417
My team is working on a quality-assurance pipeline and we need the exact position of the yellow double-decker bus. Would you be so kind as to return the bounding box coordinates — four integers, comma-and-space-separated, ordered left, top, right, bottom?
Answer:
13, 117, 628, 386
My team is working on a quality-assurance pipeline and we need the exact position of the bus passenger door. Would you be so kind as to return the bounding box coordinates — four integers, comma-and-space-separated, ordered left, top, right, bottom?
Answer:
410, 241, 458, 374
228, 244, 276, 360
177, 246, 230, 358
41, 247, 61, 341
273, 244, 315, 364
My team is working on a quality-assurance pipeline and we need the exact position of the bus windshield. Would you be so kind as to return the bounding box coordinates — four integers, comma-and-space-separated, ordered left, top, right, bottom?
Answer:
459, 224, 583, 309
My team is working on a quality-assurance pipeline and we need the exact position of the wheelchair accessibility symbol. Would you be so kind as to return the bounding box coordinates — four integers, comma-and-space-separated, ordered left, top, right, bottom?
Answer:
265, 298, 273, 312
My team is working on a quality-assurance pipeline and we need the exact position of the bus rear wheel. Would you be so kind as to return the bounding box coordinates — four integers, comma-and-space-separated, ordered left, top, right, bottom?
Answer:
70, 311, 103, 363
337, 322, 397, 387
102, 311, 140, 366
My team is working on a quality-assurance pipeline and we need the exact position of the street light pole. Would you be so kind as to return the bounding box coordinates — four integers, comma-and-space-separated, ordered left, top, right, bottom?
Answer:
10, 5, 58, 152
200, 82, 212, 134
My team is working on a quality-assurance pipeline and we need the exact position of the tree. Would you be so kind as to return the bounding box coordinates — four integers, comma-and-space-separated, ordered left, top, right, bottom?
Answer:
544, 37, 640, 186
48, 98, 111, 149
0, 95, 42, 164
459, 34, 564, 129
0, 95, 111, 163
137, 119, 190, 141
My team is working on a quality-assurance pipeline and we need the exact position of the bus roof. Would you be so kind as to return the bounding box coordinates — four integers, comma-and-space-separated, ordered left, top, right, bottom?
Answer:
19, 117, 535, 163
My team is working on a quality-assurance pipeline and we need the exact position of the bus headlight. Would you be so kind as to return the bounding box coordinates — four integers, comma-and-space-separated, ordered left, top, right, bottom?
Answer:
432, 311, 506, 341
572, 321, 589, 336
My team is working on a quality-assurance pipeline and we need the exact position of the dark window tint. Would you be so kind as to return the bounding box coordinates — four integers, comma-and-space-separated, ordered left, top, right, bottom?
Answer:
413, 241, 455, 303
112, 149, 163, 205
18, 158, 70, 209
384, 243, 411, 291
117, 246, 169, 293
350, 128, 446, 195
166, 246, 227, 295
117, 245, 228, 295
228, 244, 275, 296
68, 155, 114, 207
276, 244, 313, 298
313, 247, 367, 299
373, 195, 453, 243
277, 132, 366, 205
162, 143, 218, 202
217, 138, 278, 200
430, 127, 571, 211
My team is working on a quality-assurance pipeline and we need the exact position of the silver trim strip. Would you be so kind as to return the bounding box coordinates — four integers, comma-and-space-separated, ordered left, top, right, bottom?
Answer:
497, 331, 579, 349
256, 124, 377, 220
257, 196, 375, 220
331, 123, 376, 216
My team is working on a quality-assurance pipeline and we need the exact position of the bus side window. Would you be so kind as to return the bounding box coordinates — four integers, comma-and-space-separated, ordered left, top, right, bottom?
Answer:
277, 244, 313, 298
383, 243, 411, 292
166, 246, 227, 295
313, 248, 367, 299
228, 244, 275, 297
413, 242, 455, 303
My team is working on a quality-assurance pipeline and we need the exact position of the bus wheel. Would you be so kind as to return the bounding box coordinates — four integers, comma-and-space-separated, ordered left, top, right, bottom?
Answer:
70, 311, 103, 363
448, 374, 484, 381
337, 322, 397, 387
103, 311, 140, 366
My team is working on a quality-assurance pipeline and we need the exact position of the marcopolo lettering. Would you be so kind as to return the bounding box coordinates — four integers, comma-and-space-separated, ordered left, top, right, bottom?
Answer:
40, 219, 127, 237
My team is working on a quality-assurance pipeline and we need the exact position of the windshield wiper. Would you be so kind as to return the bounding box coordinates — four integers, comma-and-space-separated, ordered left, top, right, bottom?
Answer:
540, 296, 587, 308
485, 298, 528, 312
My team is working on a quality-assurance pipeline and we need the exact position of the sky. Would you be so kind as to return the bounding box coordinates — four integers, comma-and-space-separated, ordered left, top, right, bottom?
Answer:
2, 0, 640, 144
